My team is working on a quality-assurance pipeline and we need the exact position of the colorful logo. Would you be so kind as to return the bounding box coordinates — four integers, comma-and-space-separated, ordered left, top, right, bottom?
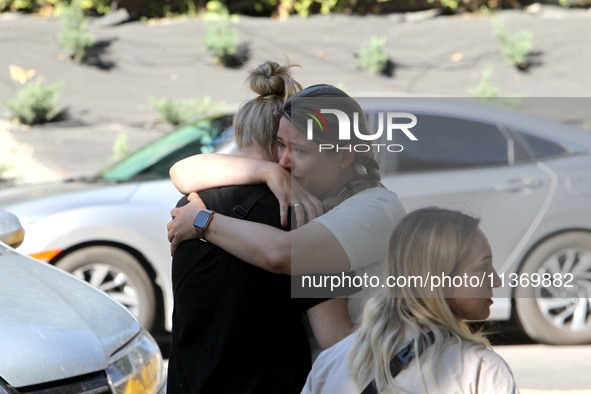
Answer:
304, 107, 328, 132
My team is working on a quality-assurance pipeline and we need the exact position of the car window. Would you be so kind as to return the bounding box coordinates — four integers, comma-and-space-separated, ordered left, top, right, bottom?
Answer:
512, 129, 568, 159
376, 114, 509, 174
100, 115, 234, 182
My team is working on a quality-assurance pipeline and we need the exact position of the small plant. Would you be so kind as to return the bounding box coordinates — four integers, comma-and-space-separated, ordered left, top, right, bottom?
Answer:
111, 133, 129, 163
58, 1, 95, 62
434, 0, 459, 11
0, 0, 37, 12
78, 0, 111, 14
469, 66, 524, 108
4, 77, 63, 125
357, 36, 389, 76
492, 16, 533, 69
202, 1, 238, 67
469, 66, 500, 98
150, 96, 225, 126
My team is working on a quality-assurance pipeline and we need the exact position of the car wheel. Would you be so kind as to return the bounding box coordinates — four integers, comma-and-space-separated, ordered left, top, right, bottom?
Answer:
55, 246, 156, 330
514, 232, 591, 345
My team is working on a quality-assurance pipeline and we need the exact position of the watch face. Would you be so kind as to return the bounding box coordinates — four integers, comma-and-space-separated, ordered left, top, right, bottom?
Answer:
193, 211, 211, 229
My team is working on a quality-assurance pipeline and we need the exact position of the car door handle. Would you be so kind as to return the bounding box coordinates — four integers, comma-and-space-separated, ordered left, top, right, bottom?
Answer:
494, 177, 544, 193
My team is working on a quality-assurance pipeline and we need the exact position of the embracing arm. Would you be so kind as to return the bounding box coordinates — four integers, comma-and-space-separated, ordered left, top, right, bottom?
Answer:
167, 188, 404, 275
170, 153, 274, 195
169, 154, 321, 227
205, 215, 350, 275
167, 193, 350, 275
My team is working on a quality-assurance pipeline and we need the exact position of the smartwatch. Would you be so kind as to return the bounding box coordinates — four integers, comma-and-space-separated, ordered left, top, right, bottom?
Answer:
193, 209, 215, 240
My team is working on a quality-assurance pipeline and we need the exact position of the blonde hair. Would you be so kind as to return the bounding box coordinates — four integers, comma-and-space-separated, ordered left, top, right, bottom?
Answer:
347, 208, 490, 392
233, 61, 302, 161
280, 84, 381, 211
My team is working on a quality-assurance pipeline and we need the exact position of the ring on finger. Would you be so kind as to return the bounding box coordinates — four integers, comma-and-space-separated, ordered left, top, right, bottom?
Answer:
293, 201, 302, 208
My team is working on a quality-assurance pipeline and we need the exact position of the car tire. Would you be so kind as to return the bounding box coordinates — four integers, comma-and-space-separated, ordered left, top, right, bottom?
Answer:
55, 246, 156, 330
514, 232, 591, 345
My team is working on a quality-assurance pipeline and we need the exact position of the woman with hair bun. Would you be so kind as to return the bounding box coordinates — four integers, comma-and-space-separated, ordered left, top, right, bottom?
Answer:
167, 61, 354, 394
302, 208, 518, 394
232, 60, 302, 161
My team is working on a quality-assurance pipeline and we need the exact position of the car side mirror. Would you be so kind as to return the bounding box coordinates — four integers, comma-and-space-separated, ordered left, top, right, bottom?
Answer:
0, 210, 25, 248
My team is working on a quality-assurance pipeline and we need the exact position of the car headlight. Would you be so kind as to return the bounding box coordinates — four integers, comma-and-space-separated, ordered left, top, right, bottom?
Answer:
106, 329, 166, 394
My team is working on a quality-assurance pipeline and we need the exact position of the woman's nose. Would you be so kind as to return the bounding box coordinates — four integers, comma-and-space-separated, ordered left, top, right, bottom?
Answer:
278, 150, 291, 170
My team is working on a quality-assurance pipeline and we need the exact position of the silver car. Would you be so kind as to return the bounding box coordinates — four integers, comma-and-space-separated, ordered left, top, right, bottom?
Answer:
0, 210, 166, 393
1, 98, 590, 345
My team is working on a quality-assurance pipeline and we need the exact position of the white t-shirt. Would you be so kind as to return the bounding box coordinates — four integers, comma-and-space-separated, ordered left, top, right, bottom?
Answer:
302, 333, 519, 394
312, 187, 406, 321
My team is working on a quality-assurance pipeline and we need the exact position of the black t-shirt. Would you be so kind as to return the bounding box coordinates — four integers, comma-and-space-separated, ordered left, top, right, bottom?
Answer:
167, 185, 323, 394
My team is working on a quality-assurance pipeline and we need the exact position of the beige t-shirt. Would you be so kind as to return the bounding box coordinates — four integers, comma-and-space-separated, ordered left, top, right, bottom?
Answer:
302, 333, 519, 394
312, 187, 406, 321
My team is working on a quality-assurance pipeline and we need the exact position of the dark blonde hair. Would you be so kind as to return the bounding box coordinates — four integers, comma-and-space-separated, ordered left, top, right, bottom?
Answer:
233, 61, 302, 161
281, 84, 381, 211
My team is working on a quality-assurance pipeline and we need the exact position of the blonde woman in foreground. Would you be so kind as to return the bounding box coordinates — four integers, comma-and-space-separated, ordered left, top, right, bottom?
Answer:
302, 208, 519, 394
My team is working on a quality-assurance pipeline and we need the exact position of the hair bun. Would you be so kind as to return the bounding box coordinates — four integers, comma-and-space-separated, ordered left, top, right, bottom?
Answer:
247, 60, 302, 101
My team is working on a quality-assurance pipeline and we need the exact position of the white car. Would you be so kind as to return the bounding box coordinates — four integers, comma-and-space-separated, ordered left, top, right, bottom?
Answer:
1, 98, 590, 345
0, 210, 166, 392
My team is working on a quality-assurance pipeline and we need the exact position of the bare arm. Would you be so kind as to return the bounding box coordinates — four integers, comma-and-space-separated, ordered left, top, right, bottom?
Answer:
204, 214, 350, 274
307, 298, 354, 350
167, 193, 351, 275
167, 188, 403, 275
170, 153, 272, 195
169, 154, 322, 228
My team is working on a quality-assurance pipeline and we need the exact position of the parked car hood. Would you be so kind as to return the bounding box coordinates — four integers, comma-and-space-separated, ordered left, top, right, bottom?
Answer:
0, 179, 139, 224
0, 248, 140, 388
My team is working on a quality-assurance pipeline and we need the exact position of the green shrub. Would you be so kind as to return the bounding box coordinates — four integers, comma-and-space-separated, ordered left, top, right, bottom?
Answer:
150, 96, 225, 126
290, 0, 383, 17
357, 36, 389, 76
469, 66, 524, 107
78, 0, 110, 14
111, 132, 129, 163
492, 16, 533, 69
4, 78, 63, 125
469, 66, 500, 98
203, 19, 237, 65
0, 0, 43, 13
426, 0, 519, 13
202, 1, 238, 66
58, 1, 95, 62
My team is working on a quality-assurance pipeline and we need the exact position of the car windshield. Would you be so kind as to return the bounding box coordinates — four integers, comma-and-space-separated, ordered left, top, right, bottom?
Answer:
99, 114, 234, 182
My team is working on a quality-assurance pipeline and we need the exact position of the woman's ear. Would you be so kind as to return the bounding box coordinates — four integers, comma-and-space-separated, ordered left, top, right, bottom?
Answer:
338, 145, 356, 168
